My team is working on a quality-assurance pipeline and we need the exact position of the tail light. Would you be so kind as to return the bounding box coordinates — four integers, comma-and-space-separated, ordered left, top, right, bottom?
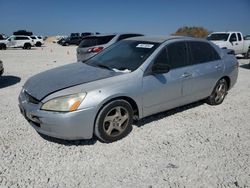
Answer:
87, 47, 103, 53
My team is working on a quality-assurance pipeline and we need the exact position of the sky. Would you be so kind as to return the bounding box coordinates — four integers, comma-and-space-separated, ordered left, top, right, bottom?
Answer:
0, 0, 250, 36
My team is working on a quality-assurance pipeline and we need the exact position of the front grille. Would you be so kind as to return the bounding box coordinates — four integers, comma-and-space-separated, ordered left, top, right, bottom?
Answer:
24, 91, 40, 104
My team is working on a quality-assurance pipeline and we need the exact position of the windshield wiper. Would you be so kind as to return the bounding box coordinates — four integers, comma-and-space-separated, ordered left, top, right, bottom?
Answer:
96, 64, 113, 71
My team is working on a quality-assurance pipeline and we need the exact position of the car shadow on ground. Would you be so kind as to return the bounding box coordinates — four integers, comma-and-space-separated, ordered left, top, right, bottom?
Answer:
240, 63, 250, 69
40, 101, 205, 146
39, 133, 98, 146
135, 100, 205, 127
0, 76, 21, 89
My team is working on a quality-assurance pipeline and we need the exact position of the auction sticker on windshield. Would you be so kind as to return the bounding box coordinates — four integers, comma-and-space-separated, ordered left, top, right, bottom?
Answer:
136, 44, 154, 48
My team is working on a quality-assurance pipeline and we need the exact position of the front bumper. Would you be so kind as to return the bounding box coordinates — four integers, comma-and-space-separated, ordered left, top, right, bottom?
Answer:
18, 91, 97, 140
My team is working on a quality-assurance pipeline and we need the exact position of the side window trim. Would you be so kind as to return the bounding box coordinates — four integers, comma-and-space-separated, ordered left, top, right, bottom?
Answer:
144, 41, 189, 76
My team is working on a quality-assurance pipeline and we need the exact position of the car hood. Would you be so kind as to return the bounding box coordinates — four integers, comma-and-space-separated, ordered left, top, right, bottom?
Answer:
24, 63, 121, 100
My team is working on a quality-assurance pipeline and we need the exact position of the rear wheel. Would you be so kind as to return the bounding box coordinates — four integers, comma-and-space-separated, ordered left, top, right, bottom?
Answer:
23, 43, 31, 50
206, 78, 228, 105
245, 49, 250, 59
94, 100, 133, 143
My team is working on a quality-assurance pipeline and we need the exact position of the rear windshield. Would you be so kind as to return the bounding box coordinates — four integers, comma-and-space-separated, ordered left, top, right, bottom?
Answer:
79, 35, 115, 48
207, 34, 229, 41
86, 40, 160, 72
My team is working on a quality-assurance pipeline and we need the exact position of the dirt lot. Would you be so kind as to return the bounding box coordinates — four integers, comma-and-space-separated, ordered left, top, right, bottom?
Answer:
0, 43, 250, 188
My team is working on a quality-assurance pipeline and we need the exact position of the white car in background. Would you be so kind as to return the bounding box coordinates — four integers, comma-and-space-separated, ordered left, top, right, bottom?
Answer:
31, 36, 44, 47
0, 35, 35, 50
207, 31, 250, 58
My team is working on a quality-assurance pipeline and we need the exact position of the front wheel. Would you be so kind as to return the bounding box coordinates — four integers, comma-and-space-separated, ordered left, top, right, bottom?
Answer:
35, 42, 42, 47
0, 44, 6, 50
206, 78, 228, 105
94, 100, 133, 143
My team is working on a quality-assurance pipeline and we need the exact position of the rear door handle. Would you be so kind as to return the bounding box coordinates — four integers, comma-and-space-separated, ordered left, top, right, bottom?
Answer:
181, 72, 192, 78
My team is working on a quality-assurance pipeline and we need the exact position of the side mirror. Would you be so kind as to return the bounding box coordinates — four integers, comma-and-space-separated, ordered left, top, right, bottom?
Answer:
151, 63, 170, 74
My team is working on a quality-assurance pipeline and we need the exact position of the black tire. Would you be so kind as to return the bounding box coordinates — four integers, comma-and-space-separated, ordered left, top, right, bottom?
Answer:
245, 49, 250, 59
206, 78, 228, 105
0, 43, 6, 50
35, 42, 42, 47
23, 43, 31, 50
94, 100, 133, 143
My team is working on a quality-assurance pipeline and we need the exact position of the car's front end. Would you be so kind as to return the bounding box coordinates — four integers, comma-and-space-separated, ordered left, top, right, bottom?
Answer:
18, 89, 97, 139
18, 62, 128, 140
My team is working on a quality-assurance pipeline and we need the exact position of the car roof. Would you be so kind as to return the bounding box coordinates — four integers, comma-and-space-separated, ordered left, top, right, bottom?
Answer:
210, 32, 241, 34
125, 35, 192, 43
12, 35, 31, 37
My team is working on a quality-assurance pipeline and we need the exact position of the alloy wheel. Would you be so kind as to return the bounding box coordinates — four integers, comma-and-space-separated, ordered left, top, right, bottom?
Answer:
103, 106, 129, 137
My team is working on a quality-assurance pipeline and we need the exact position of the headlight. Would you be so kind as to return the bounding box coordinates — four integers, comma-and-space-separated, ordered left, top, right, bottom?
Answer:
41, 93, 86, 112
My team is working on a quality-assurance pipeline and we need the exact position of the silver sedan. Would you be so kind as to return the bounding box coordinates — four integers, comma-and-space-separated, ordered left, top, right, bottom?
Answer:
19, 36, 238, 142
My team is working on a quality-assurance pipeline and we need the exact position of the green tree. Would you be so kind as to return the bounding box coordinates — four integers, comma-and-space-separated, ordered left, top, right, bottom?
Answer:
173, 26, 211, 38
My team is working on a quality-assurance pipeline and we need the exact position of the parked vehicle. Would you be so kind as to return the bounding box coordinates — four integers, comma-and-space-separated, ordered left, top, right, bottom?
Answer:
19, 36, 238, 142
0, 35, 35, 50
30, 36, 44, 47
207, 31, 250, 58
60, 36, 83, 46
0, 60, 4, 76
76, 33, 144, 61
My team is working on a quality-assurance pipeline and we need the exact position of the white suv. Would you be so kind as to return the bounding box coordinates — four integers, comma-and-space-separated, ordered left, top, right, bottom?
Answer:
31, 36, 44, 47
0, 35, 35, 50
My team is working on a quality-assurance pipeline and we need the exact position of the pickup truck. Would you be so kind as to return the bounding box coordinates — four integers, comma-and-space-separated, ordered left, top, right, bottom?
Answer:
207, 31, 250, 58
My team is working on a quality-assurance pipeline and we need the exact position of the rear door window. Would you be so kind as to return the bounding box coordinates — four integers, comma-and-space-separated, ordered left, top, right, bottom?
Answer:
16, 37, 29, 40
237, 33, 242, 41
79, 35, 115, 48
188, 41, 220, 64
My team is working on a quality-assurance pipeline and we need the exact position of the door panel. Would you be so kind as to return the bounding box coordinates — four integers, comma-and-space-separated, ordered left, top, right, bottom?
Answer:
183, 41, 224, 102
182, 61, 223, 103
142, 69, 184, 117
142, 41, 189, 117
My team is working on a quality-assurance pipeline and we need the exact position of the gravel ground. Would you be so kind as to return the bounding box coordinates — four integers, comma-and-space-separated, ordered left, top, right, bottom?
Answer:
0, 43, 250, 188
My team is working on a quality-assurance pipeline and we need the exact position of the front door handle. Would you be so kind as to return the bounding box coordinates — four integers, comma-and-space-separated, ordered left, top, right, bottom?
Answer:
215, 64, 222, 69
181, 72, 192, 78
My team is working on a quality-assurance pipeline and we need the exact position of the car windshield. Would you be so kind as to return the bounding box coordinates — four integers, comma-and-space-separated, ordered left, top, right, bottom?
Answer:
207, 34, 229, 41
85, 40, 159, 72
